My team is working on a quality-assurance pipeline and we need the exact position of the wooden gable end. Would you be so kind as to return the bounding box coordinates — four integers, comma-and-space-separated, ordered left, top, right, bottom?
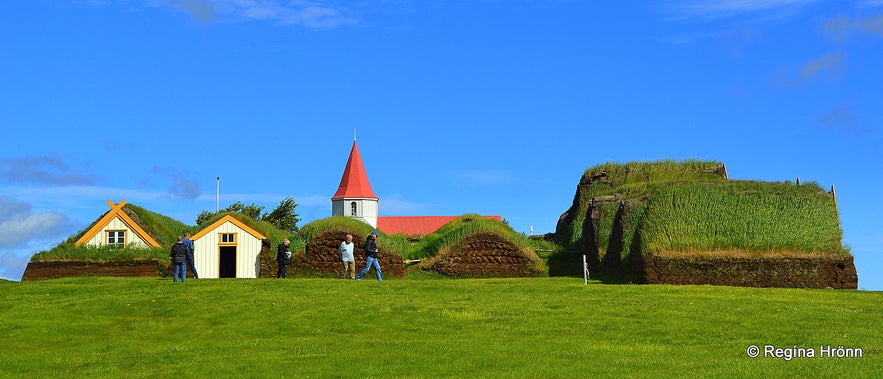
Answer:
74, 200, 161, 248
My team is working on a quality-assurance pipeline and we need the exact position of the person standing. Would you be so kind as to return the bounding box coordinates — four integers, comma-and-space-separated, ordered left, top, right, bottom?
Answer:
182, 232, 198, 279
277, 239, 291, 278
356, 231, 382, 281
170, 236, 188, 283
339, 233, 356, 279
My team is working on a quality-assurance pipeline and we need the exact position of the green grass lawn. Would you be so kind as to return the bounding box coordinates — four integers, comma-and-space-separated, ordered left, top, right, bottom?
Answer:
1, 277, 880, 378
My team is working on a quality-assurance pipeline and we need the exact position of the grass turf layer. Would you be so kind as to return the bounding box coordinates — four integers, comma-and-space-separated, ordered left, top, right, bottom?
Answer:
1, 277, 880, 378
555, 160, 848, 282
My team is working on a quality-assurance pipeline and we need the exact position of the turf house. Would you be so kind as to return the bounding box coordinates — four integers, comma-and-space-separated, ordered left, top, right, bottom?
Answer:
74, 200, 161, 248
189, 214, 267, 279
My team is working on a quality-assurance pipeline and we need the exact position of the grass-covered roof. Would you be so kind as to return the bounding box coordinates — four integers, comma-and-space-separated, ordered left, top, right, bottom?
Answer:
298, 214, 541, 263
412, 214, 538, 260
193, 211, 293, 248
31, 203, 191, 262
556, 160, 847, 260
32, 205, 294, 263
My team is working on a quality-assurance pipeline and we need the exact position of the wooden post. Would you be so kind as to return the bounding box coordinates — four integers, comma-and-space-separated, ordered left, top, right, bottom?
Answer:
831, 184, 837, 208
583, 254, 589, 285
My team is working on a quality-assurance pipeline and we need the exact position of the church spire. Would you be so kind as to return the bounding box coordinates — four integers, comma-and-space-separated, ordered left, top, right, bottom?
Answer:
332, 140, 378, 200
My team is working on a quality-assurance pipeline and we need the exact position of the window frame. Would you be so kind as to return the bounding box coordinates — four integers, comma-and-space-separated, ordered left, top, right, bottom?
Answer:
219, 232, 237, 245
106, 230, 127, 246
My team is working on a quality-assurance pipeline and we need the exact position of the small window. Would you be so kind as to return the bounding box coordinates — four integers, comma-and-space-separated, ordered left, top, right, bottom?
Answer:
107, 230, 126, 246
350, 202, 358, 216
220, 233, 236, 244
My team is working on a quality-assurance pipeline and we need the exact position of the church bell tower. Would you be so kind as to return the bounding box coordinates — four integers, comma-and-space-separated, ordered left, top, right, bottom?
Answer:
331, 137, 378, 228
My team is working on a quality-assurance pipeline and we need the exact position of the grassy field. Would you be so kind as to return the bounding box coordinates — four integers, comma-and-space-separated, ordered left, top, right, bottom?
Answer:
1, 277, 880, 378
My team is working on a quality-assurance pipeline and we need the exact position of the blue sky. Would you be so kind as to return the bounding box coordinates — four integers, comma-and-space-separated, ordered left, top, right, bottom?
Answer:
1, 0, 880, 290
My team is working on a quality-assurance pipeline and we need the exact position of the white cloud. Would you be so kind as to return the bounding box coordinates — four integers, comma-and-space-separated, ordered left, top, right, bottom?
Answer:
167, 0, 216, 21
799, 53, 844, 83
665, 0, 822, 20
0, 196, 77, 281
826, 14, 883, 39
0, 185, 164, 209
860, 0, 883, 8
0, 252, 31, 281
152, 166, 202, 200
454, 169, 513, 186
0, 155, 96, 186
295, 194, 331, 207
0, 213, 73, 248
772, 53, 845, 87
819, 105, 869, 135
0, 197, 76, 249
159, 0, 358, 28
378, 194, 427, 215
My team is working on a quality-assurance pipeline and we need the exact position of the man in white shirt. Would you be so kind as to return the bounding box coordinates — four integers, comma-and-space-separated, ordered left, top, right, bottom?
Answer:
339, 233, 356, 279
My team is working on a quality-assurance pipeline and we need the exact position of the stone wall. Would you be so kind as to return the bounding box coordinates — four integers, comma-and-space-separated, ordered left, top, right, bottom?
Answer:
299, 229, 405, 278
418, 231, 545, 278
640, 254, 858, 289
22, 260, 164, 281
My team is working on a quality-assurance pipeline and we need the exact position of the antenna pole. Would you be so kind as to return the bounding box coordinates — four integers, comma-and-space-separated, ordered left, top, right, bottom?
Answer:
216, 177, 220, 213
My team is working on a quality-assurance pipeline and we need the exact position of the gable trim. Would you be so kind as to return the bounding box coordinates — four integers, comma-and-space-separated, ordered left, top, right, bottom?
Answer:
74, 200, 162, 248
190, 215, 267, 241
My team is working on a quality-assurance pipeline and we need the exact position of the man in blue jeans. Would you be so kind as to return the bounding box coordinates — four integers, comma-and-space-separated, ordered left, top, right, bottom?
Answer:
356, 231, 382, 281
170, 236, 188, 283
182, 232, 198, 279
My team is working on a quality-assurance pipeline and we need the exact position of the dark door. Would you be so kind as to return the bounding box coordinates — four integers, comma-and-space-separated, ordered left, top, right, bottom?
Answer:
219, 246, 237, 278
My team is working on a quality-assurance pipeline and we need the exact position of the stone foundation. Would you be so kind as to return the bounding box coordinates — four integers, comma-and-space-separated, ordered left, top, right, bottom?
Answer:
641, 254, 858, 289
22, 260, 165, 281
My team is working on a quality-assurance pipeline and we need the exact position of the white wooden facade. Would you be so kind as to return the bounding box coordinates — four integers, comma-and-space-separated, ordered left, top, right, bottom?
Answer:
75, 200, 161, 248
332, 197, 378, 228
81, 216, 152, 247
191, 215, 266, 279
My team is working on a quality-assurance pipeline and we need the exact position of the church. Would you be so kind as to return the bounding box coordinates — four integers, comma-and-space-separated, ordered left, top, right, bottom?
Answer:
331, 138, 501, 235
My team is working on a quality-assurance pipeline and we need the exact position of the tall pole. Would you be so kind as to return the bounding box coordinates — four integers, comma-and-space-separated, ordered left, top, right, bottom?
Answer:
216, 177, 220, 213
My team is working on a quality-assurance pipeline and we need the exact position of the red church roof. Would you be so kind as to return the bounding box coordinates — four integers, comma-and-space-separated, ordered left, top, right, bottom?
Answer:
332, 141, 378, 199
377, 215, 503, 236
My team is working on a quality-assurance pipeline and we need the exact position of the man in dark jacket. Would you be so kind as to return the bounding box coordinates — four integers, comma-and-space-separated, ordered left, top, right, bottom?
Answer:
355, 231, 382, 281
277, 239, 291, 278
170, 236, 188, 283
182, 232, 198, 279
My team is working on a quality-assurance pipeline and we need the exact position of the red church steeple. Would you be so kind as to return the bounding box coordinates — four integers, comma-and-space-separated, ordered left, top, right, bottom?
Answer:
332, 140, 378, 199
